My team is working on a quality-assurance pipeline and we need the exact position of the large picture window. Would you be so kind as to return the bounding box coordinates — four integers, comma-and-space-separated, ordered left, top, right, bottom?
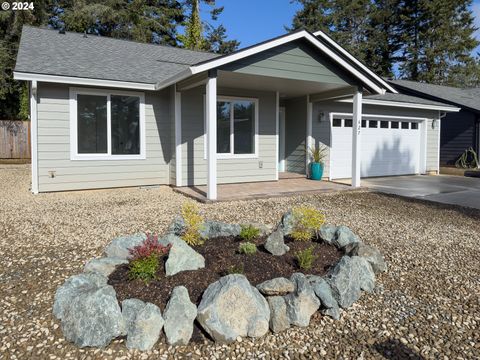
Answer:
207, 97, 258, 158
70, 88, 145, 160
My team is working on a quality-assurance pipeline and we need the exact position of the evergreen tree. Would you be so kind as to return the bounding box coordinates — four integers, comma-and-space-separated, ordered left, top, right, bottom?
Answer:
397, 0, 479, 85
0, 0, 51, 119
52, 0, 184, 46
291, 0, 480, 86
290, 0, 399, 77
180, 0, 239, 54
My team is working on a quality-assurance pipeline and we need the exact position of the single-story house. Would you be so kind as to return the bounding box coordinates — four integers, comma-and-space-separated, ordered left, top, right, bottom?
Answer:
14, 26, 460, 199
391, 80, 480, 166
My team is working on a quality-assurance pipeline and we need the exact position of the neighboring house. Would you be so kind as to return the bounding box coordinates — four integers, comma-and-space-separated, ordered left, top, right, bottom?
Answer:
391, 80, 480, 166
14, 26, 459, 199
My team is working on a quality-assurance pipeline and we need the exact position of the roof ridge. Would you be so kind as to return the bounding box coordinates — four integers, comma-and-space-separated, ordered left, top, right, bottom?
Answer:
22, 25, 218, 57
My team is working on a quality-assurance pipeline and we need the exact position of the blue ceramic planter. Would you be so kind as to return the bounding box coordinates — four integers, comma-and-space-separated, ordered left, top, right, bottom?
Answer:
310, 162, 323, 180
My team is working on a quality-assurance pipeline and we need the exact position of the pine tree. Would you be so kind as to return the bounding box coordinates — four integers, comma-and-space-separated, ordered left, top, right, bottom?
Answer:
0, 0, 51, 119
290, 0, 399, 77
53, 0, 185, 46
180, 0, 239, 54
397, 0, 479, 85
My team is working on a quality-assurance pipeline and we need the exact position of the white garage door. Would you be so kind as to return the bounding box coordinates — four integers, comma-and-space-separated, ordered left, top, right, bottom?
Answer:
330, 117, 422, 179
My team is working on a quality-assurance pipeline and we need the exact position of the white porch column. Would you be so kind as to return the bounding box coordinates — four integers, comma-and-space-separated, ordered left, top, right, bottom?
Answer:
30, 80, 39, 194
206, 70, 217, 200
352, 87, 363, 187
275, 91, 280, 180
306, 95, 313, 177
174, 85, 182, 187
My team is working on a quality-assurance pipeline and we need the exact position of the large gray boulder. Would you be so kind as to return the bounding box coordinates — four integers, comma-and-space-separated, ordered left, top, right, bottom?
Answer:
306, 275, 341, 321
280, 210, 295, 236
326, 256, 361, 309
55, 276, 126, 348
333, 226, 360, 249
167, 216, 186, 236
267, 296, 290, 333
53, 272, 108, 320
104, 233, 147, 259
84, 257, 128, 277
319, 224, 337, 245
122, 299, 163, 351
159, 234, 205, 276
351, 256, 376, 292
284, 273, 320, 327
346, 243, 387, 273
197, 274, 270, 343
306, 275, 336, 309
163, 286, 197, 345
264, 228, 289, 256
256, 277, 295, 296
200, 220, 242, 238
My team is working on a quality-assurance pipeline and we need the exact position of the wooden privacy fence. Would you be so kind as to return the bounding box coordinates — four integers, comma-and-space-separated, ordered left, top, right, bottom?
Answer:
0, 120, 31, 160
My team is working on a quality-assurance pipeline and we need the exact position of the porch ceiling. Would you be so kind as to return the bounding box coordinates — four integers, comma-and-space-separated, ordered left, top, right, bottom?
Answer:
217, 70, 349, 98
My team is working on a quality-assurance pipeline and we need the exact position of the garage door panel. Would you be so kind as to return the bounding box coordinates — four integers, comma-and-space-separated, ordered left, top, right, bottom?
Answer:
331, 118, 422, 179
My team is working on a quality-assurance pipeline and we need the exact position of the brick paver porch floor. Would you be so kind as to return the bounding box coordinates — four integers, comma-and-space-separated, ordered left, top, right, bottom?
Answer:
173, 172, 353, 202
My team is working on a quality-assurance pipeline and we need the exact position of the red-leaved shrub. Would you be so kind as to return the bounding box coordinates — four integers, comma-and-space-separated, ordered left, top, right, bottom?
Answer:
128, 233, 171, 261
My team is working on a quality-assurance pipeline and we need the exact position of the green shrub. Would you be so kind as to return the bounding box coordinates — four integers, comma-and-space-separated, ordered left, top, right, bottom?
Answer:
128, 254, 159, 283
295, 246, 317, 270
290, 206, 326, 241
227, 263, 245, 275
181, 201, 206, 246
238, 242, 257, 255
239, 225, 260, 241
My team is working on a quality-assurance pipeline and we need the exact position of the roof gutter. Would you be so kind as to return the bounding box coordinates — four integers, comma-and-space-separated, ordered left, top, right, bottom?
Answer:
14, 72, 157, 91
338, 98, 461, 112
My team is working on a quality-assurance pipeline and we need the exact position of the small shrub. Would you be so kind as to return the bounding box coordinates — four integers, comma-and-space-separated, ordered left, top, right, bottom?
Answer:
239, 225, 260, 241
295, 246, 317, 270
227, 263, 245, 275
238, 242, 257, 255
129, 254, 159, 283
128, 233, 171, 284
128, 233, 171, 261
290, 206, 325, 241
181, 201, 206, 246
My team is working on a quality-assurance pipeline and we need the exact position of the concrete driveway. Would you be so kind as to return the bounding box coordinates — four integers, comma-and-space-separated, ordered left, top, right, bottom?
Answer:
362, 175, 480, 210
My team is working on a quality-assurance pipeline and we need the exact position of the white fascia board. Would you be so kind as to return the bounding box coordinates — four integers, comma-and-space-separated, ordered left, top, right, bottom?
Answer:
313, 30, 398, 94
162, 30, 386, 94
338, 98, 461, 112
14, 72, 157, 91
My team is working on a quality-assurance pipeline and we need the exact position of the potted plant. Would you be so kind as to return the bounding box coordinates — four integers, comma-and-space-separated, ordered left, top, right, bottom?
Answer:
308, 144, 327, 180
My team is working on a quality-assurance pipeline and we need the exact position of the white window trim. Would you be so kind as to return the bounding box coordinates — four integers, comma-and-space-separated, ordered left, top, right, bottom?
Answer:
203, 95, 259, 160
69, 87, 146, 161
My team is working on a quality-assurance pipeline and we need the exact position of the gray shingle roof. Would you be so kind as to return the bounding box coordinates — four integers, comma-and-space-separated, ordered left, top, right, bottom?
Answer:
15, 26, 219, 85
390, 79, 480, 112
365, 92, 458, 109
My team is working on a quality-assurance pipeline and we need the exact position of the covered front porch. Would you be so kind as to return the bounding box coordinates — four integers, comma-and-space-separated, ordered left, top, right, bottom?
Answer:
171, 31, 392, 201
173, 172, 352, 202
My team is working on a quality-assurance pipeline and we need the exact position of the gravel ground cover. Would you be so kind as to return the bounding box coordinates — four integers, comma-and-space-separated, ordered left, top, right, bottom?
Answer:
0, 165, 479, 360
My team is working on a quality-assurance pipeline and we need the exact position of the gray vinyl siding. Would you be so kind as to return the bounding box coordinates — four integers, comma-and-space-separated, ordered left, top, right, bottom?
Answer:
440, 110, 478, 165
311, 101, 441, 178
180, 87, 276, 186
285, 96, 307, 174
221, 40, 349, 86
169, 87, 176, 184
36, 83, 172, 192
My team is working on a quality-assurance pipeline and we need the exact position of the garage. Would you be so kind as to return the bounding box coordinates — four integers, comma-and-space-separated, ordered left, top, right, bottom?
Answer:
330, 115, 424, 179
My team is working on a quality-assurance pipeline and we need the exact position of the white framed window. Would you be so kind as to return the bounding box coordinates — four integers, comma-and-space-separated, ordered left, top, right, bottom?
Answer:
204, 96, 259, 159
69, 87, 146, 160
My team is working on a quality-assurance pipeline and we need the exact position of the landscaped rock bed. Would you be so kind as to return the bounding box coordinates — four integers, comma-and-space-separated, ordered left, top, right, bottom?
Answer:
52, 205, 387, 350
109, 236, 342, 311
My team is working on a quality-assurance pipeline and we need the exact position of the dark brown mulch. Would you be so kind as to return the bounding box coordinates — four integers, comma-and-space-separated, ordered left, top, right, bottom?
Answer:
109, 236, 342, 313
